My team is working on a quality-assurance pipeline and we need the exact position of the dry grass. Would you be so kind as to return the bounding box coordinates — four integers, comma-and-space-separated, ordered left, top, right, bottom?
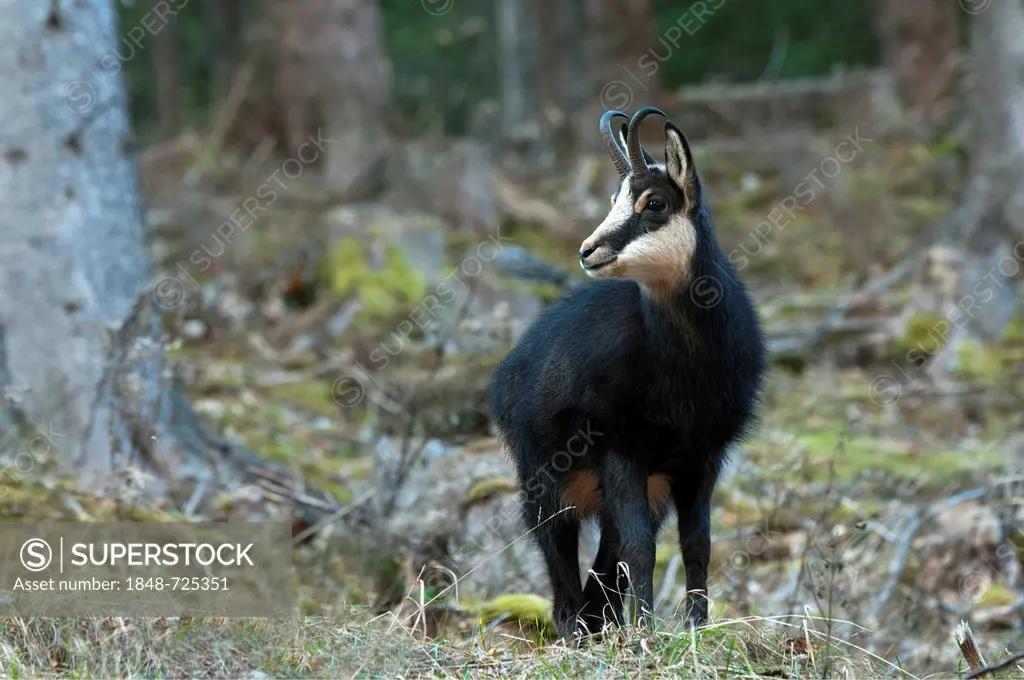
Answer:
0, 611, 919, 679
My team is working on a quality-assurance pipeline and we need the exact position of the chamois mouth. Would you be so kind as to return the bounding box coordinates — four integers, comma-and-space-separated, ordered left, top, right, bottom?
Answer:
580, 254, 617, 274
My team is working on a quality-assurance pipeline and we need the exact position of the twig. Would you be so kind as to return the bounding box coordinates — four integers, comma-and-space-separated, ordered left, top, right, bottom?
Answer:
867, 487, 990, 625
250, 467, 339, 512
954, 620, 987, 673
865, 508, 923, 626
803, 256, 917, 352
183, 480, 207, 519
291, 490, 374, 545
965, 650, 1024, 679
185, 61, 254, 184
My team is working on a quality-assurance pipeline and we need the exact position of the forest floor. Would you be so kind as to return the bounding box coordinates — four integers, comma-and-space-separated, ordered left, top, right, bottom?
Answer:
2, 131, 1023, 678
0, 612, 919, 678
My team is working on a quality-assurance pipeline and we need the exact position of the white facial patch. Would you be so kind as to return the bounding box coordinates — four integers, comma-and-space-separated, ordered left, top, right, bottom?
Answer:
615, 212, 697, 291
584, 177, 634, 249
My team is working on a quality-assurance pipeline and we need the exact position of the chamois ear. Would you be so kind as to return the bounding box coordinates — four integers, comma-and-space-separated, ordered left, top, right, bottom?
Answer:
664, 121, 698, 204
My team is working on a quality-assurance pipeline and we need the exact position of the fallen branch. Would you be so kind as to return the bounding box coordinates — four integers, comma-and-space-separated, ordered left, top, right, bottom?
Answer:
966, 650, 1024, 679
291, 490, 375, 545
802, 256, 917, 354
492, 168, 579, 240
250, 466, 339, 513
866, 488, 990, 625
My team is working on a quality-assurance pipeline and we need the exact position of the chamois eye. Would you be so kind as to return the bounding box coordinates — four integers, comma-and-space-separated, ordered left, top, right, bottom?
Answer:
646, 198, 667, 212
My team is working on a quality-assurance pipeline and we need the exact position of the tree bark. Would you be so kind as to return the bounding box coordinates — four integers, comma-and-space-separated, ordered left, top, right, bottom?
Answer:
929, 1, 1024, 377
496, 0, 541, 164
206, 0, 243, 108
535, 0, 588, 169
0, 0, 268, 507
878, 0, 960, 125
152, 0, 184, 137
577, 0, 658, 157
275, 0, 389, 197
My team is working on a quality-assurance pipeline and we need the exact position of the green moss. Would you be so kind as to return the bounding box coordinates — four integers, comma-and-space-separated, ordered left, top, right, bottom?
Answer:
478, 594, 554, 640
977, 583, 1017, 607
496, 224, 564, 262
746, 426, 1004, 495
1003, 308, 1024, 341
327, 237, 428, 324
953, 339, 1004, 382
262, 379, 338, 418
926, 135, 960, 160
0, 477, 171, 523
381, 245, 428, 303
342, 458, 374, 482
898, 197, 950, 221
328, 238, 370, 296
807, 434, 998, 487
889, 312, 946, 363
465, 477, 518, 504
527, 281, 564, 303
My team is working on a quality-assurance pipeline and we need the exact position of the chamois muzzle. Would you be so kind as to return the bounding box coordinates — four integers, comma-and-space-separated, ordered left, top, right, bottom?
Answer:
579, 242, 616, 271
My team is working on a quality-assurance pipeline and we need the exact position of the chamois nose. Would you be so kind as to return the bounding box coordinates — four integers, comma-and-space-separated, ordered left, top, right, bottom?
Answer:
579, 243, 599, 270
579, 240, 615, 272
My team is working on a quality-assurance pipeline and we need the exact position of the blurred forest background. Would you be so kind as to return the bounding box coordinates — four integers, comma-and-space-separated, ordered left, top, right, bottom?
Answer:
1, 0, 1023, 677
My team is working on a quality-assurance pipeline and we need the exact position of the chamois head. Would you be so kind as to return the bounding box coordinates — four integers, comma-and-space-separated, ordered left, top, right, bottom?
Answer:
579, 107, 703, 295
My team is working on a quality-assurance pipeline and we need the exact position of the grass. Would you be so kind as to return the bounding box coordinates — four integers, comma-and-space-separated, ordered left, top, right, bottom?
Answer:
0, 612, 912, 679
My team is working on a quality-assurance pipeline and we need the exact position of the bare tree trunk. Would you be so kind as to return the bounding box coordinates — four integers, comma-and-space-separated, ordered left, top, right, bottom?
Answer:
579, 0, 659, 152
878, 0, 961, 125
535, 0, 587, 169
206, 0, 243, 108
496, 0, 542, 166
152, 0, 184, 137
504, 0, 656, 169
930, 1, 1024, 376
275, 0, 389, 197
0, 0, 268, 506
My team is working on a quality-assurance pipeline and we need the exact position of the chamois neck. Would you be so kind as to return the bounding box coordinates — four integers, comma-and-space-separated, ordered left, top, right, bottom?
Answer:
638, 246, 733, 349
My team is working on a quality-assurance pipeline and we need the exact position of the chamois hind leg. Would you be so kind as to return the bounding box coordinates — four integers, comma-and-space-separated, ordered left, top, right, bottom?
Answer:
581, 503, 672, 634
599, 454, 657, 630
523, 495, 585, 641
672, 466, 719, 628
580, 515, 625, 634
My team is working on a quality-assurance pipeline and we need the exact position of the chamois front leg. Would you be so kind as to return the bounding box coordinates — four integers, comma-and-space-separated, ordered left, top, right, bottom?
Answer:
672, 472, 717, 628
600, 454, 657, 630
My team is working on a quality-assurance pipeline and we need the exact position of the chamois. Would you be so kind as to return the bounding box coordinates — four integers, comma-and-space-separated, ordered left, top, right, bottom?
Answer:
490, 107, 767, 640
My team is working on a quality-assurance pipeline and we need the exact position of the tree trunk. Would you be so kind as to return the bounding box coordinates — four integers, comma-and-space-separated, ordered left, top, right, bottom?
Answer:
578, 0, 658, 155
496, 0, 541, 164
206, 0, 244, 108
0, 0, 269, 508
878, 0, 960, 125
275, 0, 389, 197
535, 0, 588, 169
152, 0, 184, 137
929, 1, 1024, 377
